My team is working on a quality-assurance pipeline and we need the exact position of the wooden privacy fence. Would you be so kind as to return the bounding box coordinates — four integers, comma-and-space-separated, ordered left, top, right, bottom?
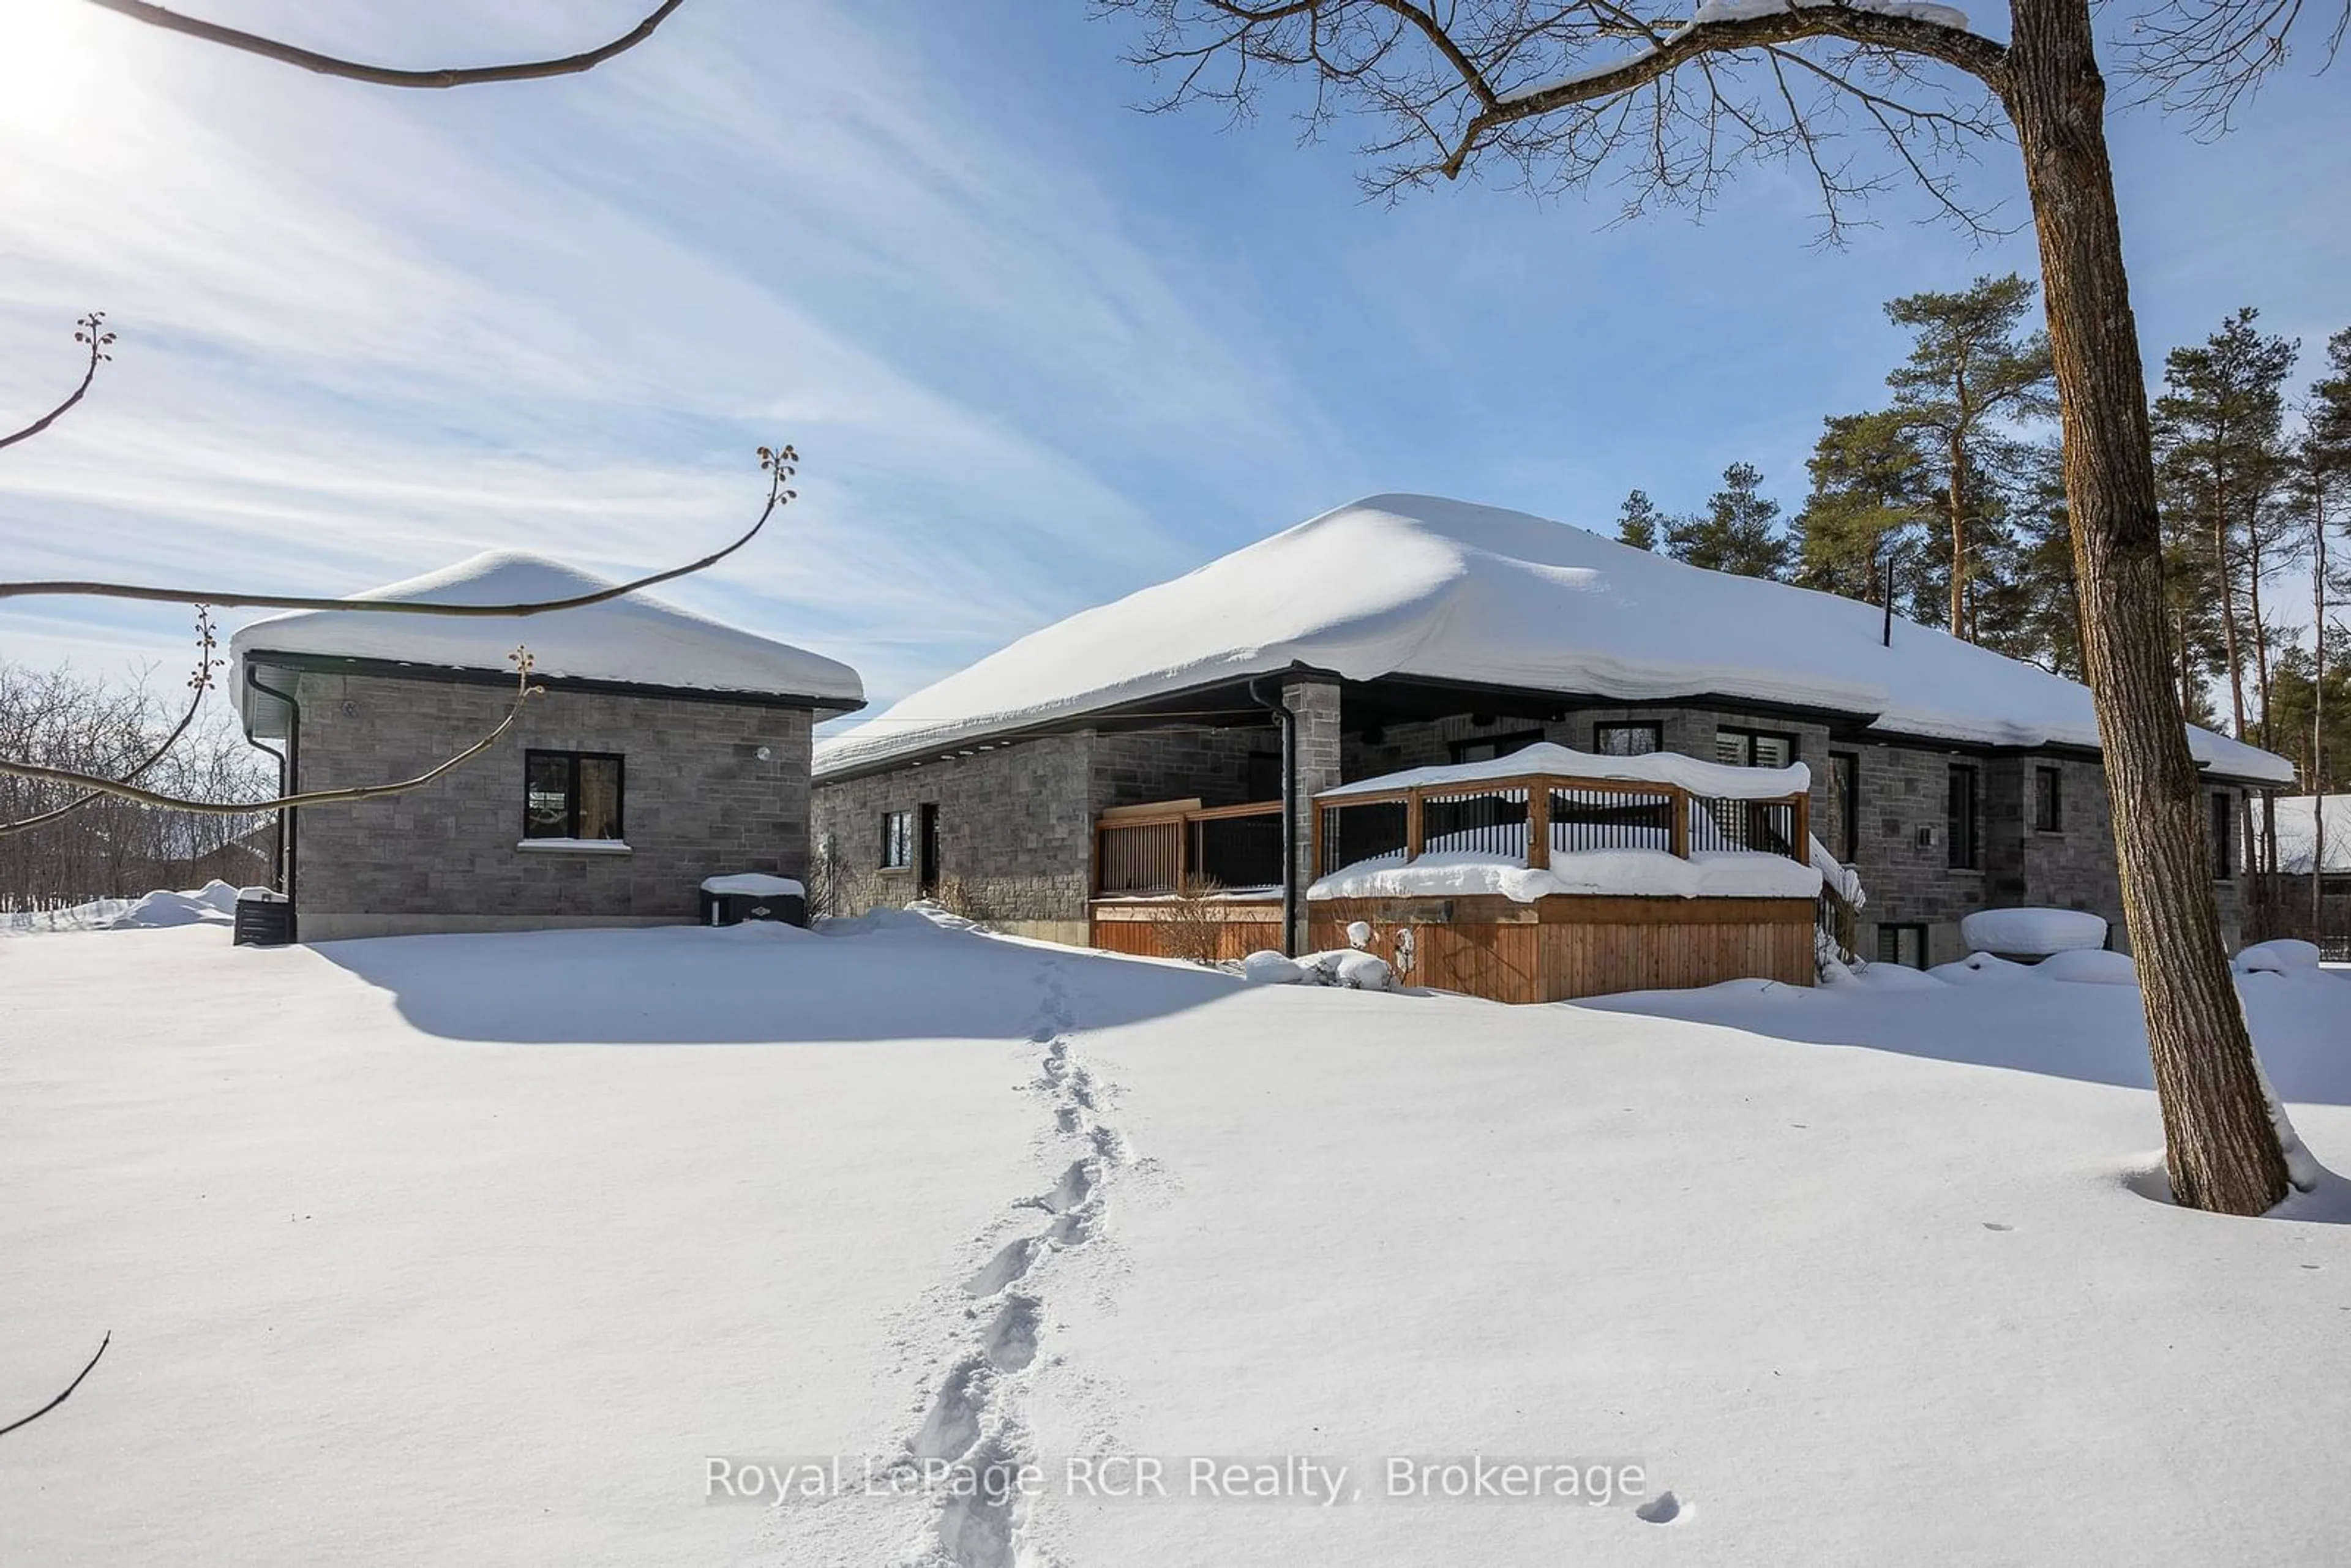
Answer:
1094, 798, 1284, 895
1314, 772, 1811, 879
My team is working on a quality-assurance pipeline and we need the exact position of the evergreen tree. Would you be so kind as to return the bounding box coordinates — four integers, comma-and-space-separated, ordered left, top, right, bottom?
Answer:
1614, 489, 1665, 552
1792, 412, 1935, 607
1666, 462, 1793, 580
2152, 309, 2301, 742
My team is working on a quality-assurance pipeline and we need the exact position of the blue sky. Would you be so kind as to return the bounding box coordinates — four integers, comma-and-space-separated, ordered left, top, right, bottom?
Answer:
1, 0, 2346, 717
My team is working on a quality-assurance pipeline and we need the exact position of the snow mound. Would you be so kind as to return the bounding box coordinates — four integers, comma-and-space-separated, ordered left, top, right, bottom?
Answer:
104, 880, 246, 931
2037, 949, 2139, 986
232, 550, 863, 735
1321, 740, 1807, 800
2237, 940, 2325, 977
1959, 907, 2109, 957
1311, 847, 1820, 903
1239, 948, 1397, 991
699, 873, 806, 897
819, 900, 981, 939
814, 494, 2288, 783
1930, 952, 2037, 984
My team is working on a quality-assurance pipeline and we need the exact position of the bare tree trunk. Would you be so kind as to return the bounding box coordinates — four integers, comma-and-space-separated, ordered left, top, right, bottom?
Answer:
1949, 430, 1970, 637
2215, 503, 2249, 738
2005, 0, 2289, 1215
2318, 497, 2331, 933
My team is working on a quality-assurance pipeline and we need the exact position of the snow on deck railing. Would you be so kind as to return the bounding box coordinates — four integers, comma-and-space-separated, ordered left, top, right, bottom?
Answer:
1313, 746, 1812, 882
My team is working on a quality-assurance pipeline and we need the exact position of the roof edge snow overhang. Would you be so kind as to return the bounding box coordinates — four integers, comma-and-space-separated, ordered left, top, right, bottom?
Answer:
813, 666, 2295, 789
238, 650, 868, 727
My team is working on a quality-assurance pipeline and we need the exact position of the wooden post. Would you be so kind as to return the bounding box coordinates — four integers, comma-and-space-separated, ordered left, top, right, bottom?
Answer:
1310, 796, 1325, 885
1791, 789, 1812, 865
1525, 781, 1551, 870
1668, 784, 1689, 860
1405, 789, 1424, 861
1179, 813, 1193, 888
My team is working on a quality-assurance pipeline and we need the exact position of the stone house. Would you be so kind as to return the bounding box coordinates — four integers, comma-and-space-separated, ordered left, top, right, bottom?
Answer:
232, 551, 862, 941
812, 495, 2292, 968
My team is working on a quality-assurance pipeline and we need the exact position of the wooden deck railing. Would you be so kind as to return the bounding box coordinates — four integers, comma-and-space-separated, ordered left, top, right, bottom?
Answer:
1093, 798, 1285, 896
1313, 773, 1811, 880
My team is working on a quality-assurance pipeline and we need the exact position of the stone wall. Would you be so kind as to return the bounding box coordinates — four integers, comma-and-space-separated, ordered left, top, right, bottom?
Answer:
809, 734, 1097, 943
289, 670, 812, 940
808, 691, 2253, 963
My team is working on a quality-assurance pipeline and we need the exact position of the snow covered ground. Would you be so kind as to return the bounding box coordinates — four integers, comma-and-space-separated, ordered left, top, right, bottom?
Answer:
6, 915, 2350, 1566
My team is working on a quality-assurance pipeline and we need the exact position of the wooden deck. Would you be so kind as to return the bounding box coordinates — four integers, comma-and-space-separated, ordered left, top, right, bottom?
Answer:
1089, 892, 1814, 1002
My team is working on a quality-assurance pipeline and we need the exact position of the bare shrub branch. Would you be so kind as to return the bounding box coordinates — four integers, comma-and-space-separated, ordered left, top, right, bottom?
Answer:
0, 609, 220, 839
79, 0, 688, 89
0, 313, 114, 454
0, 1332, 111, 1439
0, 443, 799, 615
1, 653, 544, 817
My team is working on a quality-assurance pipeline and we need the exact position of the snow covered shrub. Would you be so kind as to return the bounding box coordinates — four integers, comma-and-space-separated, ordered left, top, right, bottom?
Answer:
2235, 939, 2323, 977
929, 875, 1002, 930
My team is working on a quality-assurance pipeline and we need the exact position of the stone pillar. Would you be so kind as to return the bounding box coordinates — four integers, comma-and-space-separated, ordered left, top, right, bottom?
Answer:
1284, 677, 1342, 953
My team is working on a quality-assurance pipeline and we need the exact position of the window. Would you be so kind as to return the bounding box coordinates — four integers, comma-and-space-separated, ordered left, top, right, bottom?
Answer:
2033, 766, 2064, 833
1450, 730, 1545, 765
1946, 764, 1979, 870
1245, 751, 1283, 802
881, 809, 913, 869
1593, 721, 1662, 757
1876, 923, 1929, 969
1828, 751, 1861, 861
1715, 727, 1798, 769
2211, 792, 2235, 881
523, 750, 623, 841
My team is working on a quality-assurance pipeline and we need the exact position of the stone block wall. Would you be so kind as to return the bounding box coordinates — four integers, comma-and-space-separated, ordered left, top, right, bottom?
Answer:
289, 670, 812, 940
808, 733, 1096, 942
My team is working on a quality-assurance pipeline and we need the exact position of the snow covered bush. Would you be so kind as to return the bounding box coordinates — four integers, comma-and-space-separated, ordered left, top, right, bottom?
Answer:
1238, 948, 1398, 991
2236, 940, 2324, 977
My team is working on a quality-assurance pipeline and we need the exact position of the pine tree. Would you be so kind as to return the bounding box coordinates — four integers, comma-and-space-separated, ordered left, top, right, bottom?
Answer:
2152, 309, 2301, 745
1881, 274, 2058, 639
1614, 489, 1665, 552
1665, 463, 1793, 580
1793, 411, 1935, 606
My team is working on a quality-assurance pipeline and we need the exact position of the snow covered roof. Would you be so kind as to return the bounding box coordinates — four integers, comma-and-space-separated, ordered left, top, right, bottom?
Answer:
2262, 795, 2351, 874
232, 550, 863, 729
814, 494, 2292, 784
1321, 741, 1809, 800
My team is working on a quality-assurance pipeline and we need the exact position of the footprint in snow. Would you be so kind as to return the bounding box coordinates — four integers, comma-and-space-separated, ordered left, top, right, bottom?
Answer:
964, 1236, 1041, 1297
1982, 1222, 2014, 1232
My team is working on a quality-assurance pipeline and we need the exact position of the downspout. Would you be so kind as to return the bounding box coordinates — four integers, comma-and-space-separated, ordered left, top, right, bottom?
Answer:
1250, 675, 1299, 957
242, 664, 300, 928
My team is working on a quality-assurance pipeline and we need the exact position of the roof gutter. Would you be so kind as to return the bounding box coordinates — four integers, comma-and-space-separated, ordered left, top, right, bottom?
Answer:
1249, 675, 1300, 957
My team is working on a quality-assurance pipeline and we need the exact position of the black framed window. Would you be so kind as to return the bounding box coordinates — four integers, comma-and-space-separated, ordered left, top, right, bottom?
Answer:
1876, 923, 1929, 969
1245, 751, 1283, 801
1593, 721, 1662, 757
523, 750, 624, 841
2211, 792, 2235, 881
1946, 765, 1979, 869
2033, 766, 2064, 833
881, 810, 913, 869
1828, 751, 1861, 861
1450, 730, 1545, 765
1716, 727, 1798, 768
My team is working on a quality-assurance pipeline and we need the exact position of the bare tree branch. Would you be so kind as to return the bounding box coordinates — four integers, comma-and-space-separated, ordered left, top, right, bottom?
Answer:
1, 655, 545, 817
2124, 0, 2351, 133
0, 609, 219, 839
0, 1332, 110, 1439
78, 0, 688, 89
0, 444, 798, 615
0, 314, 114, 454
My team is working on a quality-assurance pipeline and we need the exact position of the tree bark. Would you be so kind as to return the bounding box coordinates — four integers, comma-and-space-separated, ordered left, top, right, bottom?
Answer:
2004, 0, 2289, 1215
1949, 429, 1970, 636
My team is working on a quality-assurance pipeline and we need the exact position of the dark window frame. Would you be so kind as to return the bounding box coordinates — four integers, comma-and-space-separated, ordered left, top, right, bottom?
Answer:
2211, 792, 2235, 882
1592, 721, 1663, 757
2033, 765, 2064, 834
880, 809, 913, 870
1716, 726, 1800, 769
522, 748, 625, 841
1946, 763, 1981, 871
1876, 922, 1930, 969
1449, 729, 1547, 765
1828, 749, 1861, 861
